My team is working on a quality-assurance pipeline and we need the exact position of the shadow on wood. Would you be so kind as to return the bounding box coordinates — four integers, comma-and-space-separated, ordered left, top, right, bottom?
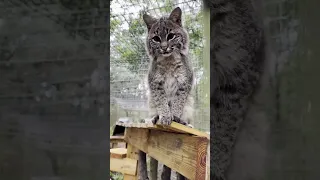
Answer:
110, 122, 210, 180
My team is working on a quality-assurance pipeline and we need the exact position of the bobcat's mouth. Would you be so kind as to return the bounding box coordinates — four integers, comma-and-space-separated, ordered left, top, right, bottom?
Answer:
162, 51, 172, 57
160, 48, 173, 57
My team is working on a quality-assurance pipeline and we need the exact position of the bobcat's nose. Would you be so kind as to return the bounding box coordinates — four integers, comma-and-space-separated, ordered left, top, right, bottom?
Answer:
160, 42, 168, 50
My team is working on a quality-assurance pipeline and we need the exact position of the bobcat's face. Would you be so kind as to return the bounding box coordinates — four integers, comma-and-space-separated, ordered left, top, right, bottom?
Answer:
143, 7, 188, 58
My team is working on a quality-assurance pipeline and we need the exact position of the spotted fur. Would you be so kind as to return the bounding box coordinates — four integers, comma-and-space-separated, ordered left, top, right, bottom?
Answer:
138, 7, 194, 180
205, 0, 266, 179
143, 7, 193, 126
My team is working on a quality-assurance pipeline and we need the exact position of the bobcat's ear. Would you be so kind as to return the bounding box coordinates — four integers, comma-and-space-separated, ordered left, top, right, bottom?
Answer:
169, 7, 182, 26
143, 14, 157, 31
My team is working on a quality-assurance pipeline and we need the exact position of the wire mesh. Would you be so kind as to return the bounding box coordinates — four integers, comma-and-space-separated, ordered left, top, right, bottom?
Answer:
263, 0, 302, 178
110, 0, 210, 131
0, 1, 109, 179
264, 0, 299, 69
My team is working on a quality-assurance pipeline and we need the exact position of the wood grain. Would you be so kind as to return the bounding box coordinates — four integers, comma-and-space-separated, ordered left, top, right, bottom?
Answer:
123, 143, 139, 180
110, 135, 125, 143
206, 144, 210, 180
116, 121, 209, 138
110, 157, 137, 175
195, 137, 208, 180
110, 148, 127, 159
110, 135, 126, 148
124, 127, 209, 180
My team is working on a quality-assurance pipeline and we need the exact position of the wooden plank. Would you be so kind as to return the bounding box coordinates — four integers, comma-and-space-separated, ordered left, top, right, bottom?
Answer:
206, 144, 210, 180
110, 135, 126, 148
123, 175, 137, 180
124, 143, 138, 180
117, 121, 209, 138
110, 135, 125, 142
110, 157, 137, 175
110, 148, 127, 159
124, 128, 208, 180
110, 142, 126, 149
195, 137, 208, 180
126, 143, 139, 160
163, 122, 209, 138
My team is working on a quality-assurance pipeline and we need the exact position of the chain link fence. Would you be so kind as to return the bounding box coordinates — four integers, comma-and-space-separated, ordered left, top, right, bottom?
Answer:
110, 0, 210, 132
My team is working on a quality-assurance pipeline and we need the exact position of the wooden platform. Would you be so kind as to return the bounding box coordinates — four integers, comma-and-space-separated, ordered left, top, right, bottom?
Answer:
112, 121, 210, 180
110, 157, 137, 176
115, 121, 209, 139
110, 135, 125, 142
110, 148, 127, 159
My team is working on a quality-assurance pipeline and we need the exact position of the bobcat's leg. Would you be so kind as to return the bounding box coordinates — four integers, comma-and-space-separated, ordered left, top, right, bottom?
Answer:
152, 115, 187, 125
149, 80, 173, 125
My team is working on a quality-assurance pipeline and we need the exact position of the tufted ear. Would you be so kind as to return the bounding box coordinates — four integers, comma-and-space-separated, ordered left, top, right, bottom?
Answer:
143, 14, 157, 31
169, 7, 182, 26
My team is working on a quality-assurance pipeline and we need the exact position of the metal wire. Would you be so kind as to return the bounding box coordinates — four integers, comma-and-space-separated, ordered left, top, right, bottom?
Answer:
110, 0, 210, 131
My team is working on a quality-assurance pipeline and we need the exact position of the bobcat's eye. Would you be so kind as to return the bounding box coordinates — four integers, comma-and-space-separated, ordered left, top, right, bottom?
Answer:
167, 33, 175, 41
152, 36, 161, 42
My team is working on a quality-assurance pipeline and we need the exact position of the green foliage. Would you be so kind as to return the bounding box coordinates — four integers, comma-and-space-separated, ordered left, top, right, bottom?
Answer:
111, 15, 146, 71
162, 0, 175, 12
184, 11, 204, 65
129, 18, 145, 35
111, 19, 122, 32
110, 1, 209, 131
111, 4, 203, 71
110, 172, 124, 180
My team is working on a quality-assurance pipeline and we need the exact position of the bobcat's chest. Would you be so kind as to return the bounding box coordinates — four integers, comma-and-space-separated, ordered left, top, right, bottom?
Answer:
156, 55, 184, 97
164, 72, 178, 97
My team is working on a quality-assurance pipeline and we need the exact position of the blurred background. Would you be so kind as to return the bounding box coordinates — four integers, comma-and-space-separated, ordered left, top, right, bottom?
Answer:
110, 0, 210, 132
1, 0, 320, 179
224, 0, 320, 180
0, 1, 109, 180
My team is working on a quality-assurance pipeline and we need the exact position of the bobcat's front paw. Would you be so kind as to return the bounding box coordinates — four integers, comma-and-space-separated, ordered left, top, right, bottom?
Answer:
173, 116, 187, 125
157, 115, 173, 125
187, 124, 194, 128
150, 115, 159, 124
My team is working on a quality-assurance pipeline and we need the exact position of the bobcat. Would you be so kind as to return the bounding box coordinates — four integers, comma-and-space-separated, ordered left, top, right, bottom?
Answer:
205, 0, 267, 179
139, 7, 194, 180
